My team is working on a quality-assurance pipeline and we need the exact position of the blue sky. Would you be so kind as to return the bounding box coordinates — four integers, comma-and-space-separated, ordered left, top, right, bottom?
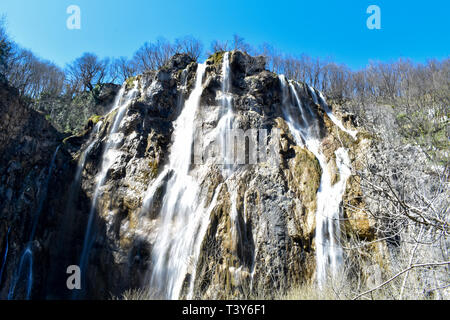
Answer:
0, 0, 448, 70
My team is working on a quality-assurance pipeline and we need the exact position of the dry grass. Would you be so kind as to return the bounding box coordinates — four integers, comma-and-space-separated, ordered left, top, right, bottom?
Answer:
116, 279, 448, 300
277, 283, 347, 300
115, 251, 449, 301
116, 288, 152, 300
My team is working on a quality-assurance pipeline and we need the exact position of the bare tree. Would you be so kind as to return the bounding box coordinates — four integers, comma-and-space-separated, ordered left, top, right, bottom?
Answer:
322, 63, 352, 102
209, 40, 230, 54
350, 70, 369, 102
174, 36, 203, 61
110, 56, 137, 84
232, 34, 252, 53
255, 43, 281, 73
132, 38, 175, 73
66, 53, 109, 92
4, 46, 65, 98
346, 139, 449, 299
0, 16, 12, 78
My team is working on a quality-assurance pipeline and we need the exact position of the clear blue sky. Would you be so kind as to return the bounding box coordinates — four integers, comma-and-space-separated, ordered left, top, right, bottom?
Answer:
1, 0, 449, 70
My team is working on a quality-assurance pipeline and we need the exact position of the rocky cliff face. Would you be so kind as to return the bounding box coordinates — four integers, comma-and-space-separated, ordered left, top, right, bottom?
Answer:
0, 82, 73, 299
0, 51, 377, 300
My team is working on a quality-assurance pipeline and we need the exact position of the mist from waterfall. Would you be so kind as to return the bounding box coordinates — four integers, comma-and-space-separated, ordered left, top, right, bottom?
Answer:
279, 75, 353, 288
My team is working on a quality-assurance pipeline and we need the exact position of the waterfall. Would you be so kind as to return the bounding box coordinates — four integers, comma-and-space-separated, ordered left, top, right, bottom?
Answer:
45, 121, 103, 298
147, 62, 207, 299
30, 145, 61, 242
0, 226, 11, 288
279, 76, 352, 288
77, 83, 138, 284
315, 147, 351, 286
8, 144, 61, 300
143, 53, 253, 299
64, 120, 103, 229
216, 53, 242, 258
73, 121, 103, 187
7, 244, 32, 300
216, 53, 244, 261
67, 87, 121, 224
218, 52, 235, 176
316, 88, 358, 140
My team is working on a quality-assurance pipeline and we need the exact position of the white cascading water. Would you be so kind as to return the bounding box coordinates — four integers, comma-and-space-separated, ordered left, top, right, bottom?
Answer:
279, 76, 354, 288
208, 52, 241, 255
218, 52, 235, 177
217, 53, 244, 261
7, 244, 32, 299
191, 52, 243, 295
148, 63, 208, 299
314, 147, 351, 286
134, 54, 354, 297
73, 121, 103, 187
63, 121, 102, 284
78, 83, 138, 275
145, 53, 243, 299
310, 86, 358, 140
8, 144, 61, 299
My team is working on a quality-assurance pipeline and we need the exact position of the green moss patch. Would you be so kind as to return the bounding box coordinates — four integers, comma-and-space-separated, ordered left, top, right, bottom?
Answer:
88, 114, 102, 125
292, 146, 322, 205
125, 76, 137, 89
207, 51, 226, 66
148, 160, 159, 179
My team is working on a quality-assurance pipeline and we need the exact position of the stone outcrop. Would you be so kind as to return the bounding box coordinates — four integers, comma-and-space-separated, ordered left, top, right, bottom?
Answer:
0, 51, 377, 300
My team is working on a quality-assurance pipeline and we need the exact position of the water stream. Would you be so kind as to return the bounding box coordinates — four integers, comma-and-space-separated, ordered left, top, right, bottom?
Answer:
0, 226, 11, 288
8, 144, 61, 299
280, 76, 353, 288
147, 62, 207, 299
77, 83, 138, 287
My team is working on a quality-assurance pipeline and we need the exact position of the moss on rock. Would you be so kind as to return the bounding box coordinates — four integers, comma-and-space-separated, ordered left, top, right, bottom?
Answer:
88, 114, 102, 125
148, 160, 159, 179
206, 51, 226, 67
125, 76, 137, 90
291, 146, 322, 210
